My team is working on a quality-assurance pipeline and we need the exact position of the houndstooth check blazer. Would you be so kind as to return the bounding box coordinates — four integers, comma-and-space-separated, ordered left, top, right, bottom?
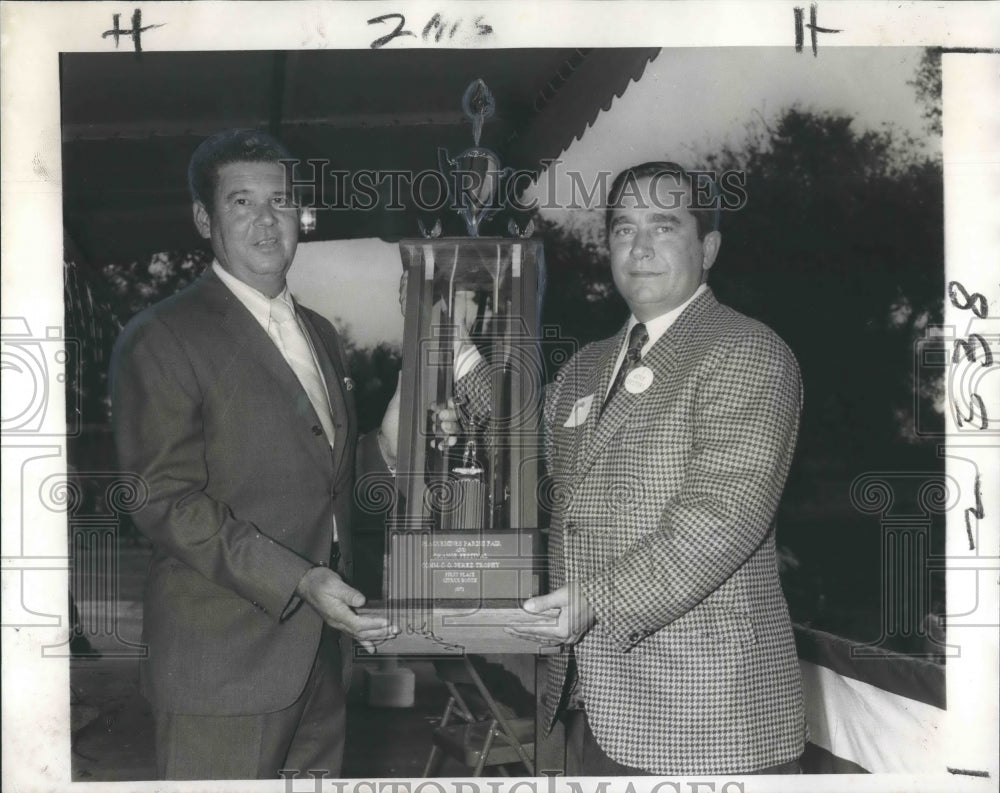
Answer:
461, 287, 805, 773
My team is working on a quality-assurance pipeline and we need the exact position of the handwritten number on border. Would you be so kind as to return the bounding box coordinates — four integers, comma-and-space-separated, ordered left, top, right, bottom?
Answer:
369, 12, 493, 49
794, 4, 842, 56
964, 475, 984, 551
102, 9, 165, 55
948, 280, 988, 319
953, 334, 993, 367
368, 13, 415, 50
949, 280, 991, 550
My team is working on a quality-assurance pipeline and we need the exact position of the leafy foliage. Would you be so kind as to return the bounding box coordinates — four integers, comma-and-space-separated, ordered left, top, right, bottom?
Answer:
909, 48, 942, 137
341, 337, 402, 435
701, 107, 944, 461
100, 250, 212, 323
64, 251, 212, 429
532, 212, 627, 380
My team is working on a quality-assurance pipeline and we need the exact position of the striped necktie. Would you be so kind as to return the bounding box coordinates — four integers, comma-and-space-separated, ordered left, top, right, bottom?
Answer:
602, 322, 648, 414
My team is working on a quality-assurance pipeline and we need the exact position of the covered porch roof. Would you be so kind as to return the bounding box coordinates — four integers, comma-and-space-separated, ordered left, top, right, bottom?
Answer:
61, 48, 659, 266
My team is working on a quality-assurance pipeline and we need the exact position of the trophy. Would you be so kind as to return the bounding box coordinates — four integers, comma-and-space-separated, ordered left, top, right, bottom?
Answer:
369, 80, 550, 653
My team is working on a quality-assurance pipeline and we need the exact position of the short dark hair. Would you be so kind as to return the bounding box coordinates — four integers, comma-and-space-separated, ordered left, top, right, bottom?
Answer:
188, 128, 293, 212
605, 161, 720, 240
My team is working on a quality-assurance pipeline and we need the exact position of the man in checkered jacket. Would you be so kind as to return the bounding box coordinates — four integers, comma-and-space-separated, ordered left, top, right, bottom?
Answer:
453, 162, 805, 775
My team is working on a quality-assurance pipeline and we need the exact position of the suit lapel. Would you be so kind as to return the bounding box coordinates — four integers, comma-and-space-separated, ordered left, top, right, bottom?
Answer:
298, 306, 352, 483
571, 290, 716, 485
574, 329, 624, 478
197, 271, 334, 472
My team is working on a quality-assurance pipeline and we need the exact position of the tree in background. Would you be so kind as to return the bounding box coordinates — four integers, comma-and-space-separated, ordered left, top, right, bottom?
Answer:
340, 335, 402, 434
909, 48, 942, 137
64, 250, 212, 430
532, 214, 626, 380
702, 106, 943, 465
101, 250, 212, 323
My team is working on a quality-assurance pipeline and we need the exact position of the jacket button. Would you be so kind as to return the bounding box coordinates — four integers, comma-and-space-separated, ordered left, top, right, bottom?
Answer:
629, 631, 642, 643
312, 425, 323, 436
564, 521, 577, 534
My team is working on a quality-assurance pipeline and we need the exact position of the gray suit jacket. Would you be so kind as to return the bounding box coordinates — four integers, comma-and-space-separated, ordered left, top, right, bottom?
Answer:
111, 268, 359, 716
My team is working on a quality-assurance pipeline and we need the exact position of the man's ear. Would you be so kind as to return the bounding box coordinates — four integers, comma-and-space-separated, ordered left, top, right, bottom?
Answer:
192, 202, 211, 240
701, 230, 722, 273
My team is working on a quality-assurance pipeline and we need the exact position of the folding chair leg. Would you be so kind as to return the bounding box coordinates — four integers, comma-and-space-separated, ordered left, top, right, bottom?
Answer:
423, 745, 444, 777
463, 658, 536, 774
424, 697, 456, 777
473, 723, 499, 777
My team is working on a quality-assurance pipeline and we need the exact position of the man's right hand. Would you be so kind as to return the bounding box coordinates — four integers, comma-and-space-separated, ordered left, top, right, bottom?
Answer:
295, 566, 398, 652
429, 397, 464, 451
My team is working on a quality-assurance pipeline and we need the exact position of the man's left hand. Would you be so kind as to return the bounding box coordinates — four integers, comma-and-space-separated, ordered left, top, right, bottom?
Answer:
505, 583, 596, 646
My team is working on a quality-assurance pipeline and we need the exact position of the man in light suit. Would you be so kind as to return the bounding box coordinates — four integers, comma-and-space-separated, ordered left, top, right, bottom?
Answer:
110, 129, 397, 779
499, 162, 806, 774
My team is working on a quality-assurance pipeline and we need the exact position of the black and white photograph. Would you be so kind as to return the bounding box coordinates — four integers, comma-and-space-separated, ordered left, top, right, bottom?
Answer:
1, 2, 998, 791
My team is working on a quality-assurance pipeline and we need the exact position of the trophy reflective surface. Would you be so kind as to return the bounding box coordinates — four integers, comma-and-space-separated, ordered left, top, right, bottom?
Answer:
375, 238, 551, 653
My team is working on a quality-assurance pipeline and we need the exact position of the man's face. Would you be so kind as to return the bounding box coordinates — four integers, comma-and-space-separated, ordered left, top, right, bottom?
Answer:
608, 174, 721, 321
193, 161, 298, 296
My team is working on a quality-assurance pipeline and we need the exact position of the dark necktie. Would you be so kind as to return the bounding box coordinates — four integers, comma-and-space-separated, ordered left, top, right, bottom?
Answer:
602, 322, 648, 414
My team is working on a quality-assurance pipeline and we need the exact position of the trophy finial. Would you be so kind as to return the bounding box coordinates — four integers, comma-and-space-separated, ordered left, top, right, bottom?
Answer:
417, 218, 443, 239
435, 78, 510, 236
462, 78, 495, 147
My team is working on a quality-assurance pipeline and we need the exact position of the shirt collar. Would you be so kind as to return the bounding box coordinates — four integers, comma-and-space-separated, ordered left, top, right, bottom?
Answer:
628, 283, 708, 351
212, 260, 292, 329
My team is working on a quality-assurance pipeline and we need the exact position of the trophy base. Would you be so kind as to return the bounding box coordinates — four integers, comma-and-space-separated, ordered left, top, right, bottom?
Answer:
359, 601, 560, 655
375, 529, 548, 653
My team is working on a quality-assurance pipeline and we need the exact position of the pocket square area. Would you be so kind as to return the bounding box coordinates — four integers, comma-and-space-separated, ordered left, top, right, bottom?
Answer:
563, 394, 595, 428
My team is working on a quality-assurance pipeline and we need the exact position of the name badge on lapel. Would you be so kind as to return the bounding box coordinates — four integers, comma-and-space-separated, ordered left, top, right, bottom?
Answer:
625, 366, 654, 394
563, 394, 595, 428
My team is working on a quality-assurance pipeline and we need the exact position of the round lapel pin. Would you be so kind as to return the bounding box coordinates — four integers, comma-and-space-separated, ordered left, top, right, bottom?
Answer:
624, 366, 654, 394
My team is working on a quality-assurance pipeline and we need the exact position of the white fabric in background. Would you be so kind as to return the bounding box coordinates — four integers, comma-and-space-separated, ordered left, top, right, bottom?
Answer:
799, 659, 946, 773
